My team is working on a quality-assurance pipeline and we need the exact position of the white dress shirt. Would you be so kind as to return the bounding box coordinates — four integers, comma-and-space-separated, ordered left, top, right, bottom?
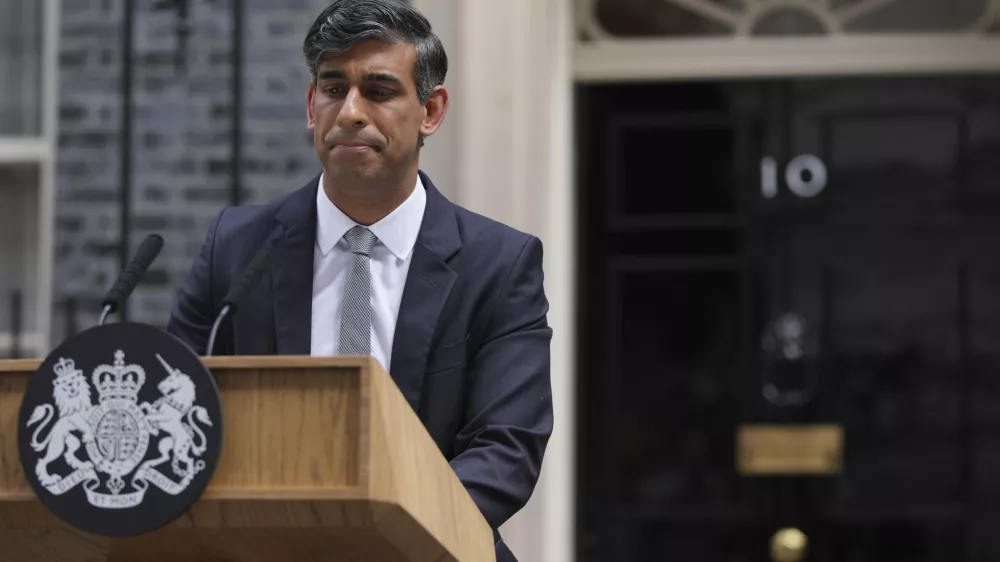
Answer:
310, 174, 427, 371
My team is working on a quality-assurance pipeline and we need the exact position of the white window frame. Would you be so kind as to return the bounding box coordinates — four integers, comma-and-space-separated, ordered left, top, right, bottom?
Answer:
0, 0, 59, 356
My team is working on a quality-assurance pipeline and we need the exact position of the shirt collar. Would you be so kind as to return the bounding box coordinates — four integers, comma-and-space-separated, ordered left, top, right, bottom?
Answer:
315, 173, 426, 261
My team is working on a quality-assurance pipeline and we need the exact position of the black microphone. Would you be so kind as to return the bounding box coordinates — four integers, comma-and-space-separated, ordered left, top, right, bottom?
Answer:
206, 242, 276, 357
98, 234, 164, 326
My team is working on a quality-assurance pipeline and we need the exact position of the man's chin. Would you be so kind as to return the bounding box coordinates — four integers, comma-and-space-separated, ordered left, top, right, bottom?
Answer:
323, 165, 384, 187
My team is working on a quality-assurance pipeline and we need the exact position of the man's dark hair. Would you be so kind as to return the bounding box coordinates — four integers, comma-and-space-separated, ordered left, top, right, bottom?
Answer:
303, 0, 448, 104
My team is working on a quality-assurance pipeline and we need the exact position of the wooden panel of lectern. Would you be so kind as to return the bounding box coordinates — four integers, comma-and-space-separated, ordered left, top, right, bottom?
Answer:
0, 356, 495, 562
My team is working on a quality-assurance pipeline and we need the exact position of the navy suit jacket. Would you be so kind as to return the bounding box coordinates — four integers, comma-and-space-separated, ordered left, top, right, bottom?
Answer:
167, 171, 552, 561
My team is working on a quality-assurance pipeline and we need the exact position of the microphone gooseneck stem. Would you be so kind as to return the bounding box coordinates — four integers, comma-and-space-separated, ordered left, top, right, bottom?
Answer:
10, 290, 22, 359
98, 303, 114, 327
206, 305, 232, 357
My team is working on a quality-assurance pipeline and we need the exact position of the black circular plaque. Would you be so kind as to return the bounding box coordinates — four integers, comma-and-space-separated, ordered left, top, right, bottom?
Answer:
17, 322, 223, 537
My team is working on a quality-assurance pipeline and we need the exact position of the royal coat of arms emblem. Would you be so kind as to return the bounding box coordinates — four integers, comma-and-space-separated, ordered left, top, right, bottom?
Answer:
18, 315, 221, 537
25, 350, 214, 509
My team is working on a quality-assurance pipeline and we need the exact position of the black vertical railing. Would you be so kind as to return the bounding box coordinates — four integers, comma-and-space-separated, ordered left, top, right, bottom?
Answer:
231, 0, 243, 206
9, 290, 22, 359
119, 0, 134, 322
64, 296, 78, 340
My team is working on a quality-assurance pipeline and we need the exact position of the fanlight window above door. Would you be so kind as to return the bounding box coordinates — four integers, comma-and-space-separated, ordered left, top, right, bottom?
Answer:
582, 0, 1000, 39
575, 0, 1000, 81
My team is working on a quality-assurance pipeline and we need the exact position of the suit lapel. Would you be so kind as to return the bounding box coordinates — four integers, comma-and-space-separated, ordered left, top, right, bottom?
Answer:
389, 172, 462, 409
272, 176, 319, 355
390, 245, 457, 407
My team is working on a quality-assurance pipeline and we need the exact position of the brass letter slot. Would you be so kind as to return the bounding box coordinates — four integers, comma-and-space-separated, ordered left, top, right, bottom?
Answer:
737, 424, 843, 476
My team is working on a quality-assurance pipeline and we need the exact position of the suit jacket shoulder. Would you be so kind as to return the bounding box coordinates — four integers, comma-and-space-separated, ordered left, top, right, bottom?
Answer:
212, 183, 314, 268
167, 177, 318, 354
453, 203, 536, 250
449, 203, 542, 296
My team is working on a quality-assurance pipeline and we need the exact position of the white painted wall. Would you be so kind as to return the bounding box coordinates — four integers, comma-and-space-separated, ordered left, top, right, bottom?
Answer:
412, 1, 576, 561
410, 0, 460, 200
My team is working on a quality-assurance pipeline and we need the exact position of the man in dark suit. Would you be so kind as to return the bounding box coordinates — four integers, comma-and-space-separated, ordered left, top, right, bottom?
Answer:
166, 1, 552, 560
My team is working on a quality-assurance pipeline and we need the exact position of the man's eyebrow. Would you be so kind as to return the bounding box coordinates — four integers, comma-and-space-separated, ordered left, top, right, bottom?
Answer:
317, 70, 403, 84
317, 70, 346, 80
365, 72, 403, 84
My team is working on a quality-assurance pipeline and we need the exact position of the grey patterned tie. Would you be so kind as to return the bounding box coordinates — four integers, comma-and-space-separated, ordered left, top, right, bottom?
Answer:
338, 226, 377, 355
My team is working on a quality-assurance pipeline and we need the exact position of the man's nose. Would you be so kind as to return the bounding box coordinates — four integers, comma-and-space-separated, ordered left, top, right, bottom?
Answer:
337, 88, 369, 129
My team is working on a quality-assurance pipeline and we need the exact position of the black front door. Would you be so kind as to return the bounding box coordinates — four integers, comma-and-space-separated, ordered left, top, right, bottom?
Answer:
576, 75, 1000, 562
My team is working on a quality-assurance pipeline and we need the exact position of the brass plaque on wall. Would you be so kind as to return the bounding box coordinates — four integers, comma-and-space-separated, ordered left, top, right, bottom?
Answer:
737, 424, 843, 476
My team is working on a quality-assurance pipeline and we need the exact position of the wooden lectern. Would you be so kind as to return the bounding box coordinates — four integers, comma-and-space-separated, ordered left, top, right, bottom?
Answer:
0, 356, 495, 562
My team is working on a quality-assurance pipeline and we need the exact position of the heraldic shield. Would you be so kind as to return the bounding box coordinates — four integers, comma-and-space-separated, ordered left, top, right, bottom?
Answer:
17, 322, 223, 537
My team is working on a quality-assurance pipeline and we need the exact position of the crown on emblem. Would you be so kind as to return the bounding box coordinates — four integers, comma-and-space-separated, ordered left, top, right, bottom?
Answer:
53, 357, 81, 380
91, 350, 146, 403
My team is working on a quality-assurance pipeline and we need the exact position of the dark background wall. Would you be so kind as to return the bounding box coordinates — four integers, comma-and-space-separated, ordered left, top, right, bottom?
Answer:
54, 0, 331, 334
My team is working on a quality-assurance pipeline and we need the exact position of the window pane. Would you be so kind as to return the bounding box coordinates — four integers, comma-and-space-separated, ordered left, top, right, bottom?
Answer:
0, 163, 40, 358
591, 0, 998, 38
844, 0, 991, 33
0, 0, 42, 136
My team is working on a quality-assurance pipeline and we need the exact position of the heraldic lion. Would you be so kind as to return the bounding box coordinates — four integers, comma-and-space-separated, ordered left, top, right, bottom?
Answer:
27, 358, 96, 486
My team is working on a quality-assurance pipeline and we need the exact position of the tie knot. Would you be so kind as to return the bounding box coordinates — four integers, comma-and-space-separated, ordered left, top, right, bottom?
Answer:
344, 226, 377, 256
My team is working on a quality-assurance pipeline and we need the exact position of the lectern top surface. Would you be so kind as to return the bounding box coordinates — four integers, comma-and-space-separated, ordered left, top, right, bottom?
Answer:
0, 355, 381, 373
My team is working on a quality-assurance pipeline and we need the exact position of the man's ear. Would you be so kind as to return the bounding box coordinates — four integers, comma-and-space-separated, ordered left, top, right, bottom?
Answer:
419, 85, 449, 138
306, 82, 317, 130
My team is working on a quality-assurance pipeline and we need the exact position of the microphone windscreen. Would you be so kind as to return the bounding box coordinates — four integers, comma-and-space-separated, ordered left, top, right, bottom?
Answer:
101, 234, 164, 312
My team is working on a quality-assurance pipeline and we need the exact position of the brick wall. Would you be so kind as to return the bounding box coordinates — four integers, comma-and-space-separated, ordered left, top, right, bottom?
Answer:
56, 0, 127, 335
55, 0, 329, 336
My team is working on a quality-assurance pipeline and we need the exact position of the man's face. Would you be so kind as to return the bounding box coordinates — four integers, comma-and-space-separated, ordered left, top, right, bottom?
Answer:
307, 40, 443, 194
